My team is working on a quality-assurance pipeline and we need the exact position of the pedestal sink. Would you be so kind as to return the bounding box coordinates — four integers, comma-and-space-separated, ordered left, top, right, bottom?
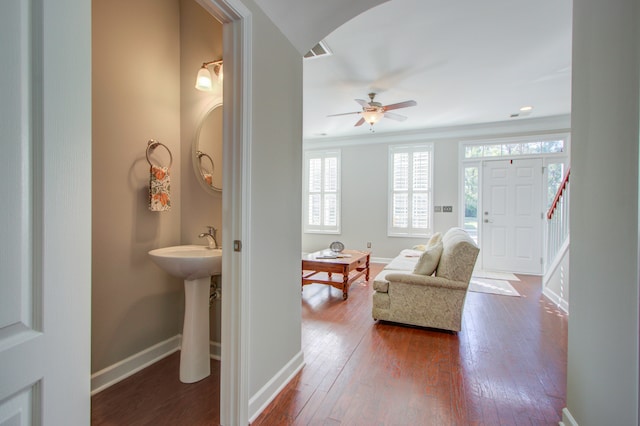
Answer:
148, 245, 222, 383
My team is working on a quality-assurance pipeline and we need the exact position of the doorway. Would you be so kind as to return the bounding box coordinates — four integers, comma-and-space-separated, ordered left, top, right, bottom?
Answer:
460, 136, 569, 274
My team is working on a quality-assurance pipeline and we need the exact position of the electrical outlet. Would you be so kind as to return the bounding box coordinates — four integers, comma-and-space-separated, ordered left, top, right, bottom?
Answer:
443, 206, 453, 213
434, 206, 442, 212
366, 242, 371, 248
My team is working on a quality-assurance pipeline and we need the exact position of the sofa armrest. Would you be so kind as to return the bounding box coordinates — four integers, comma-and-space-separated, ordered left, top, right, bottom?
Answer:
384, 273, 468, 291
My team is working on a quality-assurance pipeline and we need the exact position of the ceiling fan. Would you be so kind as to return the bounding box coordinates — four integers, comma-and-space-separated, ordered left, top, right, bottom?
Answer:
328, 92, 417, 130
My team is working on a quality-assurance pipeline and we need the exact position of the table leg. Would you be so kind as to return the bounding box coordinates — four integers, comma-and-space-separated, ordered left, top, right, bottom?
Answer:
342, 266, 349, 300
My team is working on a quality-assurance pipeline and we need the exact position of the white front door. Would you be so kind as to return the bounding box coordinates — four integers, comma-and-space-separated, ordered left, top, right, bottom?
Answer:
482, 158, 543, 274
0, 1, 91, 424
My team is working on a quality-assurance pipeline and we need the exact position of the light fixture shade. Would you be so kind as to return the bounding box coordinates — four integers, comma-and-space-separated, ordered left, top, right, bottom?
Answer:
195, 66, 213, 91
361, 109, 384, 125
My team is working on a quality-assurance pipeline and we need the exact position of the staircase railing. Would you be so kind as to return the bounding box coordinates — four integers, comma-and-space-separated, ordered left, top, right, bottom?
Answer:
546, 169, 570, 264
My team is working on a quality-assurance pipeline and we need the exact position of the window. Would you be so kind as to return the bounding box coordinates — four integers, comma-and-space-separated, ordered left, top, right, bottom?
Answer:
462, 164, 479, 242
388, 144, 434, 237
464, 139, 565, 159
303, 149, 341, 234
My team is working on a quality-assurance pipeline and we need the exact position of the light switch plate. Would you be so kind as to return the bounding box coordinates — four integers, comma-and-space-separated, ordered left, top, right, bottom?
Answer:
434, 206, 442, 212
443, 206, 453, 213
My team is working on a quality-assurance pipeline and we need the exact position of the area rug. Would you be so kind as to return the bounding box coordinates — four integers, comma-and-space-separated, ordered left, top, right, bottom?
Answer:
472, 270, 519, 281
468, 277, 520, 297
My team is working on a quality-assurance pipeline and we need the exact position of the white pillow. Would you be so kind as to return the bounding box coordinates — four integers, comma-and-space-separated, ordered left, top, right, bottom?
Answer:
412, 232, 442, 251
426, 232, 442, 248
413, 241, 443, 275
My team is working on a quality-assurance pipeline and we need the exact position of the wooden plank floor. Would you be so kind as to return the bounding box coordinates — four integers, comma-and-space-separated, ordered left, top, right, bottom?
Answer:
91, 355, 220, 425
91, 263, 567, 425
252, 263, 567, 425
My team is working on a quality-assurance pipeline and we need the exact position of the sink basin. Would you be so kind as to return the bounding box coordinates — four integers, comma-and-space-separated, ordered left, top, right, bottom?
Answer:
148, 245, 222, 280
148, 244, 223, 383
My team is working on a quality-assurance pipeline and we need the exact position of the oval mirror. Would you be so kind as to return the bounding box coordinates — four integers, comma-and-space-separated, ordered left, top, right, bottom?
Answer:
193, 103, 223, 193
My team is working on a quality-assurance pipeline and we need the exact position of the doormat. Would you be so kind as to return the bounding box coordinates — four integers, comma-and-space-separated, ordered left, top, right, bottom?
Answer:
469, 277, 520, 297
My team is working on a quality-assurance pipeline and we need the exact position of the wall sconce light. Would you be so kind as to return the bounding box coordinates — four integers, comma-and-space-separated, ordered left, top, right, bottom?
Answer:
195, 59, 223, 91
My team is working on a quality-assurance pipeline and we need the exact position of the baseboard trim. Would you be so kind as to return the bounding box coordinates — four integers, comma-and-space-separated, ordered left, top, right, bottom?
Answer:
542, 286, 569, 314
248, 351, 305, 423
371, 256, 392, 264
91, 335, 222, 395
91, 335, 181, 395
210, 340, 221, 360
560, 407, 578, 426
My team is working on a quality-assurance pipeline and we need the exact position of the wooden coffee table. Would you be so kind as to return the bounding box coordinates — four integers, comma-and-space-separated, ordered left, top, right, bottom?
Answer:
301, 249, 370, 300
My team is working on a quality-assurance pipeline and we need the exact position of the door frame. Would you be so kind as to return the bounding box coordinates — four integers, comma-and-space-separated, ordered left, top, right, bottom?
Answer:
458, 134, 570, 274
195, 1, 251, 424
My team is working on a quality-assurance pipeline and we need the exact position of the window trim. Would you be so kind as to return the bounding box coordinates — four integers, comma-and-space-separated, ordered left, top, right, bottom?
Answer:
303, 149, 341, 234
387, 143, 434, 238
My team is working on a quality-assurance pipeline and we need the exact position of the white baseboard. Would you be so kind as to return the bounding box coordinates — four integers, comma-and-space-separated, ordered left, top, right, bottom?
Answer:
91, 335, 181, 395
542, 286, 569, 314
371, 256, 392, 264
210, 340, 221, 360
560, 407, 578, 426
248, 351, 305, 423
91, 335, 222, 394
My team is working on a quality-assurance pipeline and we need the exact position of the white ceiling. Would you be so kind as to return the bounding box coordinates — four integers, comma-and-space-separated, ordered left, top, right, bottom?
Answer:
255, 0, 573, 141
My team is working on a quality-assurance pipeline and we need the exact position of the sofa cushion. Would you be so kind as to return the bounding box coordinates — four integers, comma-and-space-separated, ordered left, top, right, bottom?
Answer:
384, 249, 422, 270
412, 241, 443, 275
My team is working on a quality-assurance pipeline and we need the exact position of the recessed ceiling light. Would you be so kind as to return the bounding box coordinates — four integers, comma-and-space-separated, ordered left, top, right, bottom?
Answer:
519, 106, 534, 112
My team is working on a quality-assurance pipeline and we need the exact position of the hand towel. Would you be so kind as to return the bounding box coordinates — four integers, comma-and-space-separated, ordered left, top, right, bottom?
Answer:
149, 165, 171, 211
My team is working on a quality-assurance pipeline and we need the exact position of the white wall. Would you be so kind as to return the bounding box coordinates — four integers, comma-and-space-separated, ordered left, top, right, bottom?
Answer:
302, 116, 571, 259
239, 0, 304, 415
565, 0, 640, 424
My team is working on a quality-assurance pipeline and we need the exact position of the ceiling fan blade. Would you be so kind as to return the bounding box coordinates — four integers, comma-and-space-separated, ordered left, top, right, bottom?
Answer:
383, 100, 417, 111
384, 112, 408, 122
354, 117, 365, 127
327, 111, 360, 117
355, 99, 369, 107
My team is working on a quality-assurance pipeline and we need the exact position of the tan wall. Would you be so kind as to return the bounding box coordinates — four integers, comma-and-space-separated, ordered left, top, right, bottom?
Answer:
92, 0, 223, 373
179, 0, 223, 344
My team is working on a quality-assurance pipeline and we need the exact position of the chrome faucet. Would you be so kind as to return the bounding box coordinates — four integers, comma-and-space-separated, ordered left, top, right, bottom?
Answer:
198, 226, 219, 249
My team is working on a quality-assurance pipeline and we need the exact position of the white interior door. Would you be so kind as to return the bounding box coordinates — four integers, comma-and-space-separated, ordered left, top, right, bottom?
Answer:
482, 158, 543, 274
0, 1, 91, 424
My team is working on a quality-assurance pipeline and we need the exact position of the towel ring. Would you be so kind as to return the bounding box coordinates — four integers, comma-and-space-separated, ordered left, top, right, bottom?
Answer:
196, 151, 215, 174
146, 139, 173, 169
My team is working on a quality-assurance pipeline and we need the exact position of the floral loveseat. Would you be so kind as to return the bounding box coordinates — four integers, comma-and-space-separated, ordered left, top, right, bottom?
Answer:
372, 227, 479, 332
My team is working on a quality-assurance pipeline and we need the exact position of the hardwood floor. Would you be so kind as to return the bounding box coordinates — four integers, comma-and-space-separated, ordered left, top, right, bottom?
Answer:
91, 263, 567, 425
252, 263, 567, 425
91, 355, 220, 425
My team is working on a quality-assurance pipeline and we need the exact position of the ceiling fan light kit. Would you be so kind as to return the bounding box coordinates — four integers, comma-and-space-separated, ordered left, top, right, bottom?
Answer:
328, 92, 417, 132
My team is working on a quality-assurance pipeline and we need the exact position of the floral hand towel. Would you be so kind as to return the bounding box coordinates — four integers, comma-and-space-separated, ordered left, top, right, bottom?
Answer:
149, 165, 171, 211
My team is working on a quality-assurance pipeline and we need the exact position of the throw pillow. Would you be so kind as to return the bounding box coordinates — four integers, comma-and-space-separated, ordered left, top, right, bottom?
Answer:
426, 232, 442, 248
411, 232, 443, 251
413, 241, 443, 275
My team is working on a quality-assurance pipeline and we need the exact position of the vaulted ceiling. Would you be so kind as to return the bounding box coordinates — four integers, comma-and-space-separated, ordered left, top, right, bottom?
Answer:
254, 0, 572, 140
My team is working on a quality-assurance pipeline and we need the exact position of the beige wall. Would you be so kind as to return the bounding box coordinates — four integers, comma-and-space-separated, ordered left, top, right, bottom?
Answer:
179, 0, 224, 344
92, 0, 223, 373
